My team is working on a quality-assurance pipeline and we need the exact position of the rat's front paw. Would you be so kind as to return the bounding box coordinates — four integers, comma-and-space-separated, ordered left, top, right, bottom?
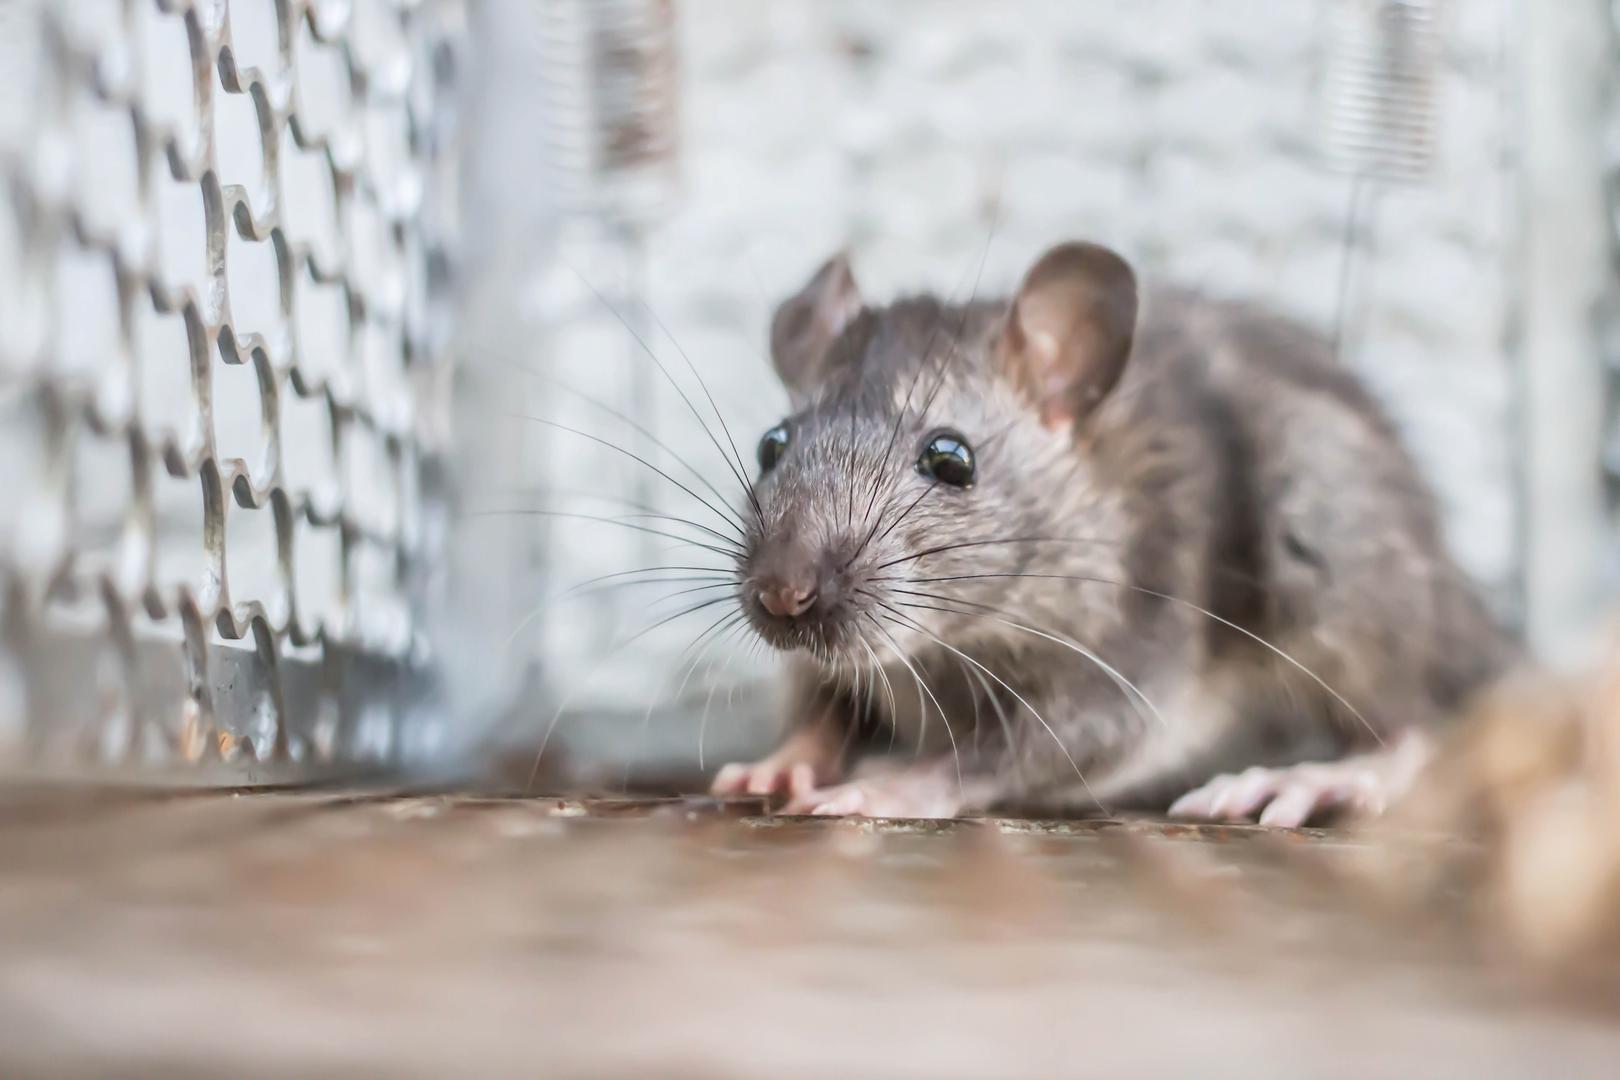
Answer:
1168, 763, 1378, 827
782, 772, 963, 819
710, 758, 824, 800
709, 724, 844, 799
1168, 735, 1430, 828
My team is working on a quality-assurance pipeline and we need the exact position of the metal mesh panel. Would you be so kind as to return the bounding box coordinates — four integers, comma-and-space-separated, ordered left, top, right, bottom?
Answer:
0, 0, 463, 779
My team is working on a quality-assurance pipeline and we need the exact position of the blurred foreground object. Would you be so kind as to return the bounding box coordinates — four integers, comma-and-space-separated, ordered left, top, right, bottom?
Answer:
1382, 634, 1620, 969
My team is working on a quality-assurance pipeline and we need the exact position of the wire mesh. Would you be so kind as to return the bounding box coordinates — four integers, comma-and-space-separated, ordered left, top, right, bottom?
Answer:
0, 0, 463, 780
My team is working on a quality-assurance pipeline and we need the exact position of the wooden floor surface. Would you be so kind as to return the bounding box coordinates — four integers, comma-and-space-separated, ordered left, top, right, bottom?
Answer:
0, 789, 1617, 1078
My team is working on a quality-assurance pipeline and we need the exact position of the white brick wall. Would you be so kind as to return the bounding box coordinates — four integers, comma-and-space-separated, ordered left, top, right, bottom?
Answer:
461, 0, 1558, 744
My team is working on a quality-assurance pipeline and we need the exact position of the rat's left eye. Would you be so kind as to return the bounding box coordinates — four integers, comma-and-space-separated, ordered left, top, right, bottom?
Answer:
918, 429, 975, 488
757, 423, 790, 473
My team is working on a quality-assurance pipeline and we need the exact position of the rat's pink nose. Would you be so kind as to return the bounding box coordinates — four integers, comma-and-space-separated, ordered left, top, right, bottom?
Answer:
758, 581, 817, 619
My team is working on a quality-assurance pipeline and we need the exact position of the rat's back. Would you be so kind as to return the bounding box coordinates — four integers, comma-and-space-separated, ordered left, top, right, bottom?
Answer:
1137, 287, 1513, 750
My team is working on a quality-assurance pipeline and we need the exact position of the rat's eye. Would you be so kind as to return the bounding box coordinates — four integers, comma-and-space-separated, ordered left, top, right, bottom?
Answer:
918, 429, 975, 488
757, 423, 790, 473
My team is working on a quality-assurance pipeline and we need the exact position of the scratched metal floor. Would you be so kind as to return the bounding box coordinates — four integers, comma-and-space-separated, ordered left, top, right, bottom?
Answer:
1, 789, 1617, 1078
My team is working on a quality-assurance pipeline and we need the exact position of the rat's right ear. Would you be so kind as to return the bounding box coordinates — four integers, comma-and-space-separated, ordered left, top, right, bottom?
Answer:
769, 252, 863, 398
998, 242, 1138, 432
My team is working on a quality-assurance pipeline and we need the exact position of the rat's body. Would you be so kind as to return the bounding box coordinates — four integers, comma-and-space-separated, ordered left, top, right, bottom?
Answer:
711, 242, 1512, 824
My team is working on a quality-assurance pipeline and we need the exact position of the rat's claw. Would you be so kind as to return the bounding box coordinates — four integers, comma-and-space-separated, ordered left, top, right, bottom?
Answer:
708, 760, 795, 798
709, 725, 846, 800
709, 763, 750, 796
1175, 733, 1431, 827
1257, 782, 1339, 829
1171, 764, 1341, 826
1170, 745, 1423, 828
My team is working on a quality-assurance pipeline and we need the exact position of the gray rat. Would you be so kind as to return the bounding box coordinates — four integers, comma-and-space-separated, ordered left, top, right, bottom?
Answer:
709, 240, 1513, 825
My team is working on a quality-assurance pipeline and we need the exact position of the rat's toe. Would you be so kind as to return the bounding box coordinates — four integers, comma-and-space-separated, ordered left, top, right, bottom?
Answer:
1211, 767, 1284, 820
709, 763, 750, 796
1257, 783, 1322, 828
1169, 775, 1233, 819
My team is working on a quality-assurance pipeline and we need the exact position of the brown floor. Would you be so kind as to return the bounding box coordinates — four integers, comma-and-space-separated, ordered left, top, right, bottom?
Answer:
0, 788, 1617, 1078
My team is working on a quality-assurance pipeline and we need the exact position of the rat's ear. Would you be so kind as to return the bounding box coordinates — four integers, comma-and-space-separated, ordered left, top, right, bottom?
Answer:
770, 252, 864, 398
997, 242, 1138, 431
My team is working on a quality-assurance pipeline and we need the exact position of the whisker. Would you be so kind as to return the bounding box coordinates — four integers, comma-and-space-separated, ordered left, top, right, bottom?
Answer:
644, 579, 743, 605
854, 632, 902, 754
856, 210, 1001, 544
914, 190, 1002, 425
868, 599, 1105, 812
491, 487, 744, 553
473, 504, 744, 559
465, 508, 741, 562
525, 593, 738, 792
555, 575, 737, 612
628, 287, 769, 532
505, 564, 735, 650
558, 564, 736, 599
697, 618, 752, 773
850, 641, 864, 732
958, 652, 1027, 790
864, 480, 940, 558
624, 608, 746, 792
880, 587, 1166, 734
508, 414, 747, 540
861, 612, 964, 797
609, 513, 746, 552
889, 570, 1380, 745
871, 534, 1118, 573
952, 650, 985, 756
567, 267, 767, 530
499, 367, 750, 536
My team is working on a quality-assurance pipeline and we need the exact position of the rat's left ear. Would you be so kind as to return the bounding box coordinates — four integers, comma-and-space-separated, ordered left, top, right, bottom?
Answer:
997, 242, 1138, 431
770, 252, 864, 400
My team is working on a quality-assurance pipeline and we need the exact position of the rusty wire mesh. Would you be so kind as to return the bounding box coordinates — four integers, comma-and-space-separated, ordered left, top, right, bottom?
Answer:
0, 0, 463, 780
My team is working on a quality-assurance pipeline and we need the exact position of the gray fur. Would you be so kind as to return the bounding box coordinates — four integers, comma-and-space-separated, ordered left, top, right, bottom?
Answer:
736, 249, 1513, 815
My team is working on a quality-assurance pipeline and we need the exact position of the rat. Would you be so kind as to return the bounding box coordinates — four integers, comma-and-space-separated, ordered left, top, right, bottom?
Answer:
708, 240, 1514, 826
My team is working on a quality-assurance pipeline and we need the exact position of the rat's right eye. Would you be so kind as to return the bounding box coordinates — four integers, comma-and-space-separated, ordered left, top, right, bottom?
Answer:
757, 423, 790, 473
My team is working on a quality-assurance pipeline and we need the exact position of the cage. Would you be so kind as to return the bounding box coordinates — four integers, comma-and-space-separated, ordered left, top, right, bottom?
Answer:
3, 2, 1620, 1074
0, 0, 1614, 792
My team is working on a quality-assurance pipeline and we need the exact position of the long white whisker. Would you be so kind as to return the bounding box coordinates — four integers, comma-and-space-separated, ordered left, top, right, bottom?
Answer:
623, 609, 745, 791
871, 605, 1105, 814
525, 594, 735, 792
698, 620, 752, 773
862, 612, 963, 797
883, 589, 1166, 734
892, 571, 1380, 745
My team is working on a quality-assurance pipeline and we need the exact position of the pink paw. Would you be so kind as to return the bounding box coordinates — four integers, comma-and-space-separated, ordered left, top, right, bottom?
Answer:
709, 759, 821, 800
710, 724, 846, 801
1170, 734, 1432, 828
1169, 761, 1388, 828
781, 775, 962, 819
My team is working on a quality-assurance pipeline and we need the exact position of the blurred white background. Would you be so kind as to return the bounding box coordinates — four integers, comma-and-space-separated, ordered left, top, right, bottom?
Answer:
453, 0, 1615, 770
2, 0, 1612, 777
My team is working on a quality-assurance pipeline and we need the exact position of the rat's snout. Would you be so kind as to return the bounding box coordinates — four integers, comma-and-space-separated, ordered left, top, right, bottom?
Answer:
758, 579, 818, 619
744, 539, 852, 651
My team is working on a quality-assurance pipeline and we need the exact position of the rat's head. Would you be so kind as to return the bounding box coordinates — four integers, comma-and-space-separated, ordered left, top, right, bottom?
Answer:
739, 241, 1139, 664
